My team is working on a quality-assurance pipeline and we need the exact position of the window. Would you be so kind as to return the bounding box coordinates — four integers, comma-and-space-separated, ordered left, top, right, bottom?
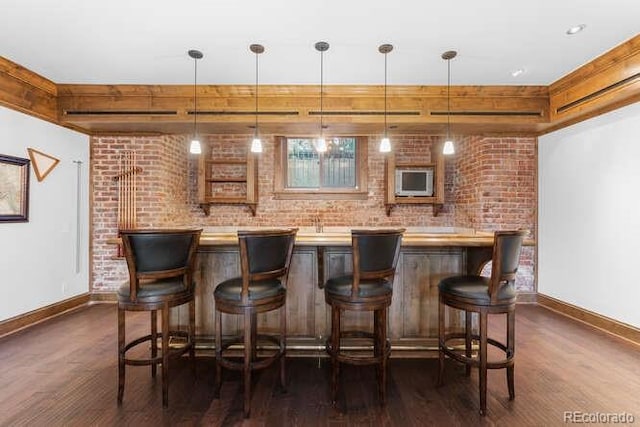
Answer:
274, 136, 368, 200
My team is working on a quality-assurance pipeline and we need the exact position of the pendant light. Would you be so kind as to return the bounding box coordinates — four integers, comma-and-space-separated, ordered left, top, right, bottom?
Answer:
188, 49, 203, 154
315, 41, 329, 153
249, 44, 264, 153
378, 43, 393, 153
442, 50, 457, 155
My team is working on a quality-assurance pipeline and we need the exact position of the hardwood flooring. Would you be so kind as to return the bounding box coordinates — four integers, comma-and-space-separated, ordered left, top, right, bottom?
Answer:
0, 303, 638, 426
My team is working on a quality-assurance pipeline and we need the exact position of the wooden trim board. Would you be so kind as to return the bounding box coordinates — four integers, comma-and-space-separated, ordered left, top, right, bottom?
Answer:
538, 293, 640, 346
0, 293, 90, 339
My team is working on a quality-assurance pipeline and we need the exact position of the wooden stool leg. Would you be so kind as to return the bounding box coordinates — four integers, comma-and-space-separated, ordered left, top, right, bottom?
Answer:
377, 308, 388, 405
117, 306, 125, 404
437, 296, 445, 387
251, 312, 258, 362
479, 310, 488, 416
161, 303, 170, 407
330, 306, 341, 404
189, 300, 196, 376
465, 310, 472, 376
507, 309, 516, 400
374, 307, 380, 383
280, 304, 287, 391
214, 309, 222, 399
151, 310, 157, 378
243, 310, 252, 418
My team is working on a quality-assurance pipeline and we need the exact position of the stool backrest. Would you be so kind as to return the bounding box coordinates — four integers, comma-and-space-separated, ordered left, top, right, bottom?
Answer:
238, 228, 298, 300
488, 230, 527, 303
120, 228, 202, 301
352, 229, 404, 293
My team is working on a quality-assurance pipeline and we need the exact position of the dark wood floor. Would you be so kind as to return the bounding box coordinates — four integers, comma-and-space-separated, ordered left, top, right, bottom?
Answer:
1, 303, 638, 427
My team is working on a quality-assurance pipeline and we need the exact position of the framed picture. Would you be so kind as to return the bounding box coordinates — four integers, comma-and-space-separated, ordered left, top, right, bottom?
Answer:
0, 154, 30, 222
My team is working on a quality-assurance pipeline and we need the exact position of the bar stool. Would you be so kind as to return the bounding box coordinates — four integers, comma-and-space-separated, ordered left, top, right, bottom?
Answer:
213, 228, 297, 418
324, 229, 404, 405
437, 229, 526, 415
117, 228, 202, 407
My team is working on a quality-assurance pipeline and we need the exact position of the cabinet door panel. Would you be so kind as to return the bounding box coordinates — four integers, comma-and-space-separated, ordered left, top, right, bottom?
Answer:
259, 248, 317, 336
400, 249, 463, 338
191, 248, 242, 336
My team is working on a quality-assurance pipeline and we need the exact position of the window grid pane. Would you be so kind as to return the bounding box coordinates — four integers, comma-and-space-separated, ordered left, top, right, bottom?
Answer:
286, 137, 357, 189
322, 138, 356, 187
287, 138, 319, 188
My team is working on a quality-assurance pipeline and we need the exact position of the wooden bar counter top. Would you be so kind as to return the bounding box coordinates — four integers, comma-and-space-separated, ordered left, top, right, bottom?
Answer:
198, 227, 505, 247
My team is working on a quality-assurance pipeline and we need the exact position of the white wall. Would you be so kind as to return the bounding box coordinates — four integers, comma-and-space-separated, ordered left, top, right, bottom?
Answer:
0, 107, 89, 321
538, 102, 640, 328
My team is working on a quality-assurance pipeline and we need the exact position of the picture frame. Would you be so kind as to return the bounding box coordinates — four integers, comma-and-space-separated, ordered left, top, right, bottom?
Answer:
0, 154, 30, 222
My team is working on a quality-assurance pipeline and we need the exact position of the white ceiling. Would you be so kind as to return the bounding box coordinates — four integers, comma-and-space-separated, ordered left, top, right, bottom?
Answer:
1, 0, 639, 86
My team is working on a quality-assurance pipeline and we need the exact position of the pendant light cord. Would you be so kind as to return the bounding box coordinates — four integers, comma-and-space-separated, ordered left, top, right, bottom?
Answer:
193, 56, 198, 138
255, 51, 259, 138
384, 51, 388, 138
446, 58, 450, 140
320, 49, 324, 138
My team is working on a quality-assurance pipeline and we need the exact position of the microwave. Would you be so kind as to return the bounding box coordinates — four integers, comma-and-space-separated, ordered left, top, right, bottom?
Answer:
395, 168, 434, 196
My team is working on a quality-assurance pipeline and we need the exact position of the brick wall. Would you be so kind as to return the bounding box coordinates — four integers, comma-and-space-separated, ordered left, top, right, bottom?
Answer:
91, 135, 192, 292
90, 133, 537, 293
454, 136, 537, 291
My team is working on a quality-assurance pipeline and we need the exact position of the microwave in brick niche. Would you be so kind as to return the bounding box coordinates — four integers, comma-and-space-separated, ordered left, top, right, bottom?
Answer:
395, 168, 434, 197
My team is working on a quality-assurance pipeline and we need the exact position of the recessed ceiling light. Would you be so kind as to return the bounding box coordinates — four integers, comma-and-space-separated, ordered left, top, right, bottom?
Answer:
566, 24, 586, 35
511, 68, 525, 77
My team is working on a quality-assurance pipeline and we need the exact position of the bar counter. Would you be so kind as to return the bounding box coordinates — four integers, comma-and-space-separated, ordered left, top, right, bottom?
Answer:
187, 227, 533, 355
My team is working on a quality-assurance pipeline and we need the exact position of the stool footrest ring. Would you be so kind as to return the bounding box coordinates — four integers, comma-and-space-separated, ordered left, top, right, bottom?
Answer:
122, 331, 192, 366
217, 333, 284, 371
440, 333, 513, 369
325, 330, 391, 366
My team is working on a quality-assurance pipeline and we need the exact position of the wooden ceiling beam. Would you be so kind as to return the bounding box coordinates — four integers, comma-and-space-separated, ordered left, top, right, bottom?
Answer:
55, 84, 549, 135
548, 34, 640, 131
0, 56, 58, 123
1, 35, 639, 136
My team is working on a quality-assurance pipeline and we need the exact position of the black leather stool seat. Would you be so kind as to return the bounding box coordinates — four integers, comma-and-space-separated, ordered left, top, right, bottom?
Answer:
214, 278, 284, 302
438, 275, 516, 305
118, 278, 187, 301
325, 276, 392, 298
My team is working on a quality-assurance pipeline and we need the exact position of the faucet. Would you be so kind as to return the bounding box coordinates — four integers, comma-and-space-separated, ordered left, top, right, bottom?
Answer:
313, 215, 323, 233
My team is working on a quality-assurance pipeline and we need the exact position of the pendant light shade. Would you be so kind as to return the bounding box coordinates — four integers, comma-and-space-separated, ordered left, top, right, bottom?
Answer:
442, 50, 457, 155
190, 139, 202, 154
378, 44, 393, 153
315, 41, 329, 153
315, 137, 327, 152
442, 140, 455, 155
188, 49, 203, 154
379, 137, 391, 153
250, 44, 264, 153
250, 137, 263, 153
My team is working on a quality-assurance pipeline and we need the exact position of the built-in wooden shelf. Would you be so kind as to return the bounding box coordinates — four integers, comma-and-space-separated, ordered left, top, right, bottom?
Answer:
197, 145, 258, 216
207, 159, 246, 165
206, 177, 248, 183
384, 144, 445, 216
